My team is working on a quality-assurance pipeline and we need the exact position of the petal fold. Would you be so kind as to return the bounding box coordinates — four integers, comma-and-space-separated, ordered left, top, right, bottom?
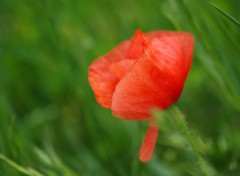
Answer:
126, 29, 149, 60
88, 41, 130, 108
109, 59, 136, 79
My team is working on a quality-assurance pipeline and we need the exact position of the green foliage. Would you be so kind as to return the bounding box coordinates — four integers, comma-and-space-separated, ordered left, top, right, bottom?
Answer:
0, 0, 239, 175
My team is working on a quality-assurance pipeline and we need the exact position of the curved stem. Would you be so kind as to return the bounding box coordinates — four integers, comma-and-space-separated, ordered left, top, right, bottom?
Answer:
139, 119, 159, 162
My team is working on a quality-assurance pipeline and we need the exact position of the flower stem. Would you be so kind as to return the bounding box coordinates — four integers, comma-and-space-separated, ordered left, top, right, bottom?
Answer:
139, 119, 159, 162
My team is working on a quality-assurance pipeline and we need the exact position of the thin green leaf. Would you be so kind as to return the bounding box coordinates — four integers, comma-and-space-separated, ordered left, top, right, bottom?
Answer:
0, 153, 44, 176
210, 2, 240, 27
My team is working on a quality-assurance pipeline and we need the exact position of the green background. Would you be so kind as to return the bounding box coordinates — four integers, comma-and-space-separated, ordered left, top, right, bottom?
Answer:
0, 0, 240, 175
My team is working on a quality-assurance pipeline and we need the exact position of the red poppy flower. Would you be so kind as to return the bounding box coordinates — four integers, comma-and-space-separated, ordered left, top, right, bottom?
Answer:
88, 29, 194, 162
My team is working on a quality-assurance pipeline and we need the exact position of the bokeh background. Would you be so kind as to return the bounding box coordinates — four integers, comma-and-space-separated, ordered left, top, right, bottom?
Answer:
0, 0, 240, 175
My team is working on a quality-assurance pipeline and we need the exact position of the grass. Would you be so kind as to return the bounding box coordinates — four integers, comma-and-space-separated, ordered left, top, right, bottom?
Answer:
0, 0, 240, 175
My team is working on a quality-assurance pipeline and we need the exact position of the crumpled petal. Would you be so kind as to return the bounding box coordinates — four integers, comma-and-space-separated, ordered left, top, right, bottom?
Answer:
88, 41, 130, 108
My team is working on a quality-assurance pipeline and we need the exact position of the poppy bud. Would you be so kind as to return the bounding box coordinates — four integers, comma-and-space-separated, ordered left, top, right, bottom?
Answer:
88, 29, 194, 162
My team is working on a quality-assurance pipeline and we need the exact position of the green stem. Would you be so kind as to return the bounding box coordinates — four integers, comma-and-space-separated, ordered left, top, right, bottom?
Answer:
170, 107, 212, 176
0, 153, 44, 176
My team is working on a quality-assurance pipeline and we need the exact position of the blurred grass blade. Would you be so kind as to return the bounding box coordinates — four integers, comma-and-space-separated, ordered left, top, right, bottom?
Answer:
0, 153, 44, 176
210, 2, 240, 27
34, 147, 78, 176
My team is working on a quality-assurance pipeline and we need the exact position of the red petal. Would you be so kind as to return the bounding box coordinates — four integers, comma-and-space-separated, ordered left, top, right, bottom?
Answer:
177, 33, 194, 77
109, 59, 136, 79
147, 31, 194, 77
111, 35, 191, 119
148, 37, 185, 82
126, 29, 149, 60
88, 41, 130, 108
